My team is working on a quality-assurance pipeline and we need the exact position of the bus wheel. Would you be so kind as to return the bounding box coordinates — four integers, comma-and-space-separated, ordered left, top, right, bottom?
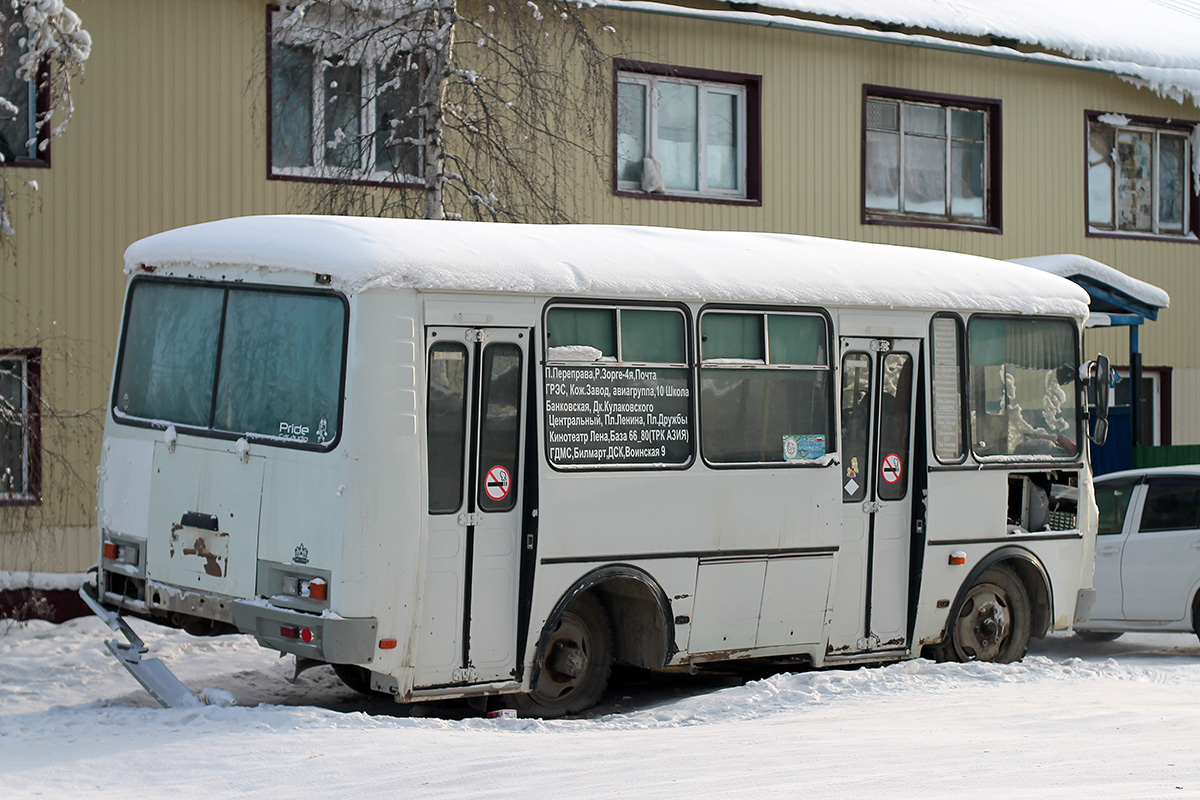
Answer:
515, 593, 613, 718
332, 663, 388, 697
947, 565, 1030, 663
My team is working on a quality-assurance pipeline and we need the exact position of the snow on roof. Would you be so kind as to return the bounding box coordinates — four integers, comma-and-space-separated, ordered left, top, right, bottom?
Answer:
607, 0, 1200, 105
1009, 254, 1170, 310
124, 215, 1090, 318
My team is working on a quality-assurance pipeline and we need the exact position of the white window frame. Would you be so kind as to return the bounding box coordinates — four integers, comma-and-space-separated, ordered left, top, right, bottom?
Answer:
617, 71, 748, 200
865, 96, 991, 225
0, 353, 33, 501
269, 12, 424, 185
1088, 117, 1192, 238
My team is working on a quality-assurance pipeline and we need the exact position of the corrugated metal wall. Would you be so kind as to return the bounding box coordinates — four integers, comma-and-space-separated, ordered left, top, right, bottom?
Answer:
2, 0, 1198, 571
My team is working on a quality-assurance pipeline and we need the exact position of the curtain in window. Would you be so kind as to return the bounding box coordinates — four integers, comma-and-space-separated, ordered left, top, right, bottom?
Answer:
0, 358, 25, 493
1159, 135, 1186, 232
0, 21, 33, 162
271, 44, 314, 169
375, 60, 422, 178
324, 61, 362, 170
706, 91, 738, 191
657, 81, 698, 192
617, 82, 647, 184
1087, 128, 1115, 227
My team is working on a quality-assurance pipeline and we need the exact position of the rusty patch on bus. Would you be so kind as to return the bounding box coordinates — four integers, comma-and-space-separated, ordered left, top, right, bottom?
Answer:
169, 523, 229, 578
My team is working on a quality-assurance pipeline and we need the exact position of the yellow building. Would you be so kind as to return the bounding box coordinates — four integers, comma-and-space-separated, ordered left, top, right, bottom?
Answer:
1, 0, 1198, 578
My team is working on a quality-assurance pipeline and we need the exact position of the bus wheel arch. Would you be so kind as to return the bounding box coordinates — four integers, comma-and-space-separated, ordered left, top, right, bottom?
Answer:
936, 547, 1051, 663
521, 566, 676, 716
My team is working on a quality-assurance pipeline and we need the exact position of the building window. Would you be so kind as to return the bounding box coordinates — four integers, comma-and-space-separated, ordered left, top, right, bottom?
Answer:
1, 350, 39, 503
615, 62, 760, 202
1087, 112, 1194, 238
864, 87, 1000, 230
0, 19, 46, 166
268, 8, 422, 185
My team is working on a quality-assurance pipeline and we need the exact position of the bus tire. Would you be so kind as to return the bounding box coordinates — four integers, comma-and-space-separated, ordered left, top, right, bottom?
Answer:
515, 593, 613, 718
946, 565, 1031, 663
332, 663, 388, 697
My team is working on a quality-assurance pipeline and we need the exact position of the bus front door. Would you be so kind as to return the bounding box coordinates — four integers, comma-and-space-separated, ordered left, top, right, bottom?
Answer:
421, 327, 529, 686
829, 337, 919, 656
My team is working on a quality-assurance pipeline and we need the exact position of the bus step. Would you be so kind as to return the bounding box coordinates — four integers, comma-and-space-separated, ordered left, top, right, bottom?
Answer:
78, 585, 202, 709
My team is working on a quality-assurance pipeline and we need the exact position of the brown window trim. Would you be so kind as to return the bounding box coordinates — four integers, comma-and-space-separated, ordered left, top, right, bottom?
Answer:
861, 85, 1002, 233
0, 347, 41, 506
613, 59, 762, 206
1084, 109, 1199, 243
264, 5, 422, 190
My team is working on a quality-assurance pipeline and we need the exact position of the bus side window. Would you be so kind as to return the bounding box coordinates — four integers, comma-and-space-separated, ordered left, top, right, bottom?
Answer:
428, 343, 468, 514
477, 343, 523, 512
877, 352, 914, 501
841, 352, 871, 501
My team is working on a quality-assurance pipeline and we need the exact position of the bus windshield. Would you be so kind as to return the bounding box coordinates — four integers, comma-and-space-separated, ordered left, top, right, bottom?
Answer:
968, 317, 1079, 458
112, 279, 346, 448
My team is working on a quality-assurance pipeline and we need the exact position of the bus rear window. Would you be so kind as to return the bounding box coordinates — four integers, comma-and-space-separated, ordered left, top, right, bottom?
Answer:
113, 279, 347, 449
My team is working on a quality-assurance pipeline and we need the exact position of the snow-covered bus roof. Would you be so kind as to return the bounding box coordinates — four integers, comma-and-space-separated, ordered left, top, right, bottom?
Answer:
124, 216, 1090, 319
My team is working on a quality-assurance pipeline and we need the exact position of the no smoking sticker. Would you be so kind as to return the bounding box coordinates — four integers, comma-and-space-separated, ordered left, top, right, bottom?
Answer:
484, 465, 512, 501
881, 453, 903, 484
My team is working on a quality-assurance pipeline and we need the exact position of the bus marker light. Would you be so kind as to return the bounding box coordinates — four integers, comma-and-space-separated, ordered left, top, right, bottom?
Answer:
379, 639, 398, 650
280, 625, 299, 639
949, 551, 967, 566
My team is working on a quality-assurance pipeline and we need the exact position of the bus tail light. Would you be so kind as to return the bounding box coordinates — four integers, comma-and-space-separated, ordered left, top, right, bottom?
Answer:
103, 540, 140, 566
280, 625, 315, 643
304, 578, 327, 601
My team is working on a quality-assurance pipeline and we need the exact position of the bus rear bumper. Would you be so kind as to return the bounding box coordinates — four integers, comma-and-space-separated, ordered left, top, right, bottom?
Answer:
232, 600, 378, 665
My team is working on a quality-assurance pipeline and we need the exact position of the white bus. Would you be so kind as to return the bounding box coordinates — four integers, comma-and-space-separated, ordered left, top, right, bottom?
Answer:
87, 216, 1109, 715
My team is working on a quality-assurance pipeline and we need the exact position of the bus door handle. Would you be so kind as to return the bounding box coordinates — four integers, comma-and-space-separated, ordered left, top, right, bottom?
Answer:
862, 501, 881, 514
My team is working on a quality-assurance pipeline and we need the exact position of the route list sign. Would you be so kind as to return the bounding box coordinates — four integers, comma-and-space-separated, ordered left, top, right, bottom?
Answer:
544, 364, 692, 466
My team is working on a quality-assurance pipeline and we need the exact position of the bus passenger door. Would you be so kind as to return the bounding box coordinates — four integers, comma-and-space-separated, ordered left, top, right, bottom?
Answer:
421, 327, 529, 686
828, 337, 919, 655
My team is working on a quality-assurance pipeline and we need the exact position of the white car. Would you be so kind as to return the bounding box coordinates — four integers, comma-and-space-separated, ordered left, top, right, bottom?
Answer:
1076, 466, 1200, 641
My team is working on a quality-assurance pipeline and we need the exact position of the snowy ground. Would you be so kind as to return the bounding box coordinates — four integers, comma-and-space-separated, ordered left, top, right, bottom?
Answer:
3, 615, 1200, 798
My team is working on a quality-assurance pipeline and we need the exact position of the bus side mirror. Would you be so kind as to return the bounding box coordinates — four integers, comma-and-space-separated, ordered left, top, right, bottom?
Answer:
1086, 354, 1111, 446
